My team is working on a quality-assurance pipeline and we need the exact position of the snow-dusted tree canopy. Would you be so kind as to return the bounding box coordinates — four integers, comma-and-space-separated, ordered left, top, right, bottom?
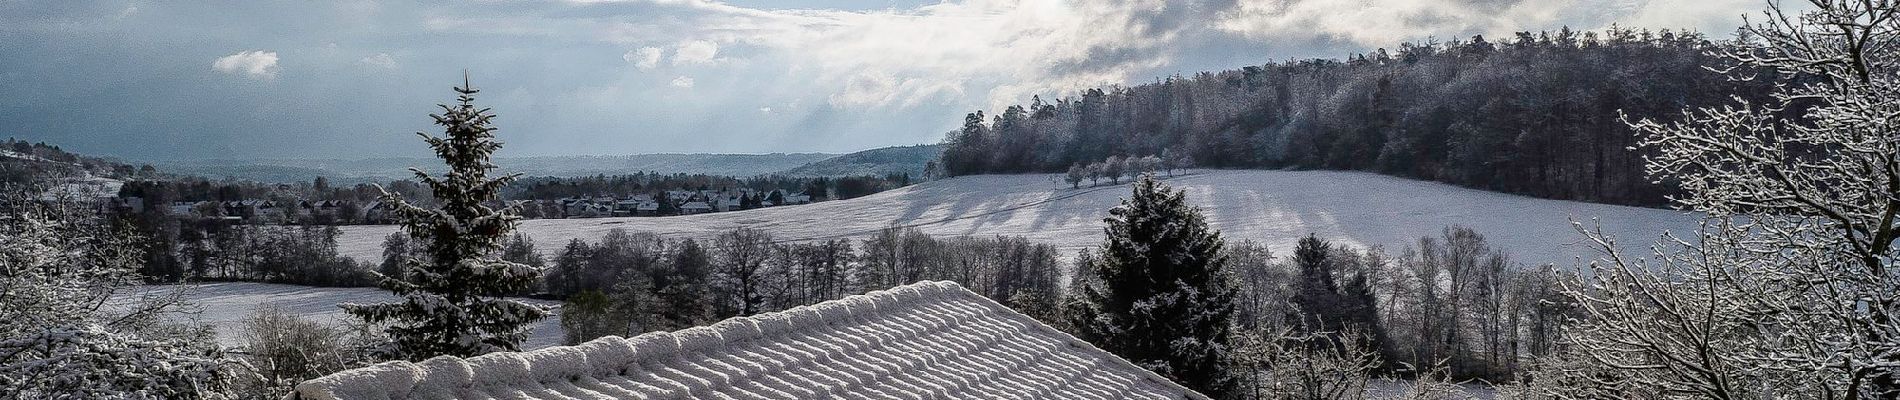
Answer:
1548, 0, 1900, 397
936, 28, 1761, 207
0, 194, 241, 399
343, 78, 549, 360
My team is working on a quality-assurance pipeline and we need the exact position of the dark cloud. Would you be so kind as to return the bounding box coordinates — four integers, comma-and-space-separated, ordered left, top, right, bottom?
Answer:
0, 0, 1757, 162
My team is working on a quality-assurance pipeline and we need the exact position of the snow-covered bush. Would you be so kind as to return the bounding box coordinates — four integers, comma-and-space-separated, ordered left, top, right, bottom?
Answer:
1, 325, 237, 399
232, 306, 366, 398
0, 193, 243, 399
1232, 328, 1379, 400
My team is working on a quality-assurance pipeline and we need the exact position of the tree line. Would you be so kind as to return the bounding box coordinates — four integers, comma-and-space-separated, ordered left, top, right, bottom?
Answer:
1220, 227, 1574, 384
1061, 175, 1573, 398
939, 27, 1774, 206
510, 171, 910, 202
550, 226, 1064, 344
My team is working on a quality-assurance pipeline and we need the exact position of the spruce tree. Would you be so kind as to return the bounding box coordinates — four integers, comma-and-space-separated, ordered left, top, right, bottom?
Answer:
1291, 234, 1341, 331
1289, 235, 1384, 348
343, 76, 548, 360
1071, 174, 1237, 397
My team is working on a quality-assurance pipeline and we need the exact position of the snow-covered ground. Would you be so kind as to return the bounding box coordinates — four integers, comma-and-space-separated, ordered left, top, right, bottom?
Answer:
336, 170, 1700, 268
44, 174, 122, 201
116, 282, 564, 350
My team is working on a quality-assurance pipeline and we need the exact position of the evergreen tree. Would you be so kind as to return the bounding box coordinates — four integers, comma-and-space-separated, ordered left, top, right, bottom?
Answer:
1070, 174, 1238, 397
1290, 235, 1339, 330
1289, 235, 1384, 350
343, 77, 549, 360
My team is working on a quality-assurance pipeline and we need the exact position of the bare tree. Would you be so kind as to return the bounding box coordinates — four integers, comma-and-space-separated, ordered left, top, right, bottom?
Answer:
712, 227, 776, 317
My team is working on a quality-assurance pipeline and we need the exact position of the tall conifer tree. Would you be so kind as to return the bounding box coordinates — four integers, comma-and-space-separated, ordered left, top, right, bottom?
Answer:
1289, 234, 1385, 349
1070, 174, 1237, 397
344, 76, 548, 360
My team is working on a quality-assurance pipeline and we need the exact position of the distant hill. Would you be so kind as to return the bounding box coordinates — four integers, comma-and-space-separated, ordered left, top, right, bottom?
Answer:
157, 153, 840, 183
779, 144, 941, 177
2, 139, 146, 197
933, 29, 1754, 207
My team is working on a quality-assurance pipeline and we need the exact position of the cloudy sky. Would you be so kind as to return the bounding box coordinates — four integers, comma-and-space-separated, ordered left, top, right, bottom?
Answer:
1, 0, 1760, 161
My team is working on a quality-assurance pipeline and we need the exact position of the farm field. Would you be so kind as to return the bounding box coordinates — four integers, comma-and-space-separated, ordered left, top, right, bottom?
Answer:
337, 169, 1700, 268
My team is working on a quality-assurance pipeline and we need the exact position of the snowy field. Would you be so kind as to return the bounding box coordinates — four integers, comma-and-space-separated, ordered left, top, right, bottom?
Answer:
116, 282, 564, 350
336, 169, 1700, 268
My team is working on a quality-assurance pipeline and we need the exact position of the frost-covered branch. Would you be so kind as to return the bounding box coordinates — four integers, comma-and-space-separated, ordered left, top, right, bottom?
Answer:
1555, 1, 1900, 397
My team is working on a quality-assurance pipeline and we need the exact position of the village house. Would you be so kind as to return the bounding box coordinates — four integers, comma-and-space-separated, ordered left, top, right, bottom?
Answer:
216, 200, 286, 223
293, 200, 355, 223
713, 195, 741, 212
612, 199, 642, 217
555, 197, 606, 218
664, 190, 693, 203
168, 201, 200, 217
361, 201, 396, 224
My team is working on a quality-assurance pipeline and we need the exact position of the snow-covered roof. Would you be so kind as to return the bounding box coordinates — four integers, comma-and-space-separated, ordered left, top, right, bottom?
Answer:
289, 281, 1206, 400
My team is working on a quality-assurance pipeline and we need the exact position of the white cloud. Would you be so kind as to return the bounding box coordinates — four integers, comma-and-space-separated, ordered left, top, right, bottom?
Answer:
625, 47, 663, 70
1621, 0, 1758, 32
671, 76, 695, 88
211, 50, 279, 79
786, 1, 1178, 108
672, 40, 719, 65
1213, 0, 1753, 48
759, 106, 773, 114
358, 53, 397, 69
406, 0, 1762, 112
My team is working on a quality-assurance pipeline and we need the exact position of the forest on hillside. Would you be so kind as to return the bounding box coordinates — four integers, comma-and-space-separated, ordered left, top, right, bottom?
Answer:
937, 28, 1776, 206
1, 138, 159, 185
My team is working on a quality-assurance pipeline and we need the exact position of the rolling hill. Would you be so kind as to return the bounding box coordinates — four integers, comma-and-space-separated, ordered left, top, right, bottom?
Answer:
777, 144, 941, 177
335, 170, 1699, 268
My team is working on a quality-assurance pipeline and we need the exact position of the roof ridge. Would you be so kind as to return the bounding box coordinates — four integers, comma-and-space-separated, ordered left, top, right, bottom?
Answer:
290, 280, 1208, 400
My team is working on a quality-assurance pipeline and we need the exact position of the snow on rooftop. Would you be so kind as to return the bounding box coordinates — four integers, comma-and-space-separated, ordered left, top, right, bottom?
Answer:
290, 281, 1207, 400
